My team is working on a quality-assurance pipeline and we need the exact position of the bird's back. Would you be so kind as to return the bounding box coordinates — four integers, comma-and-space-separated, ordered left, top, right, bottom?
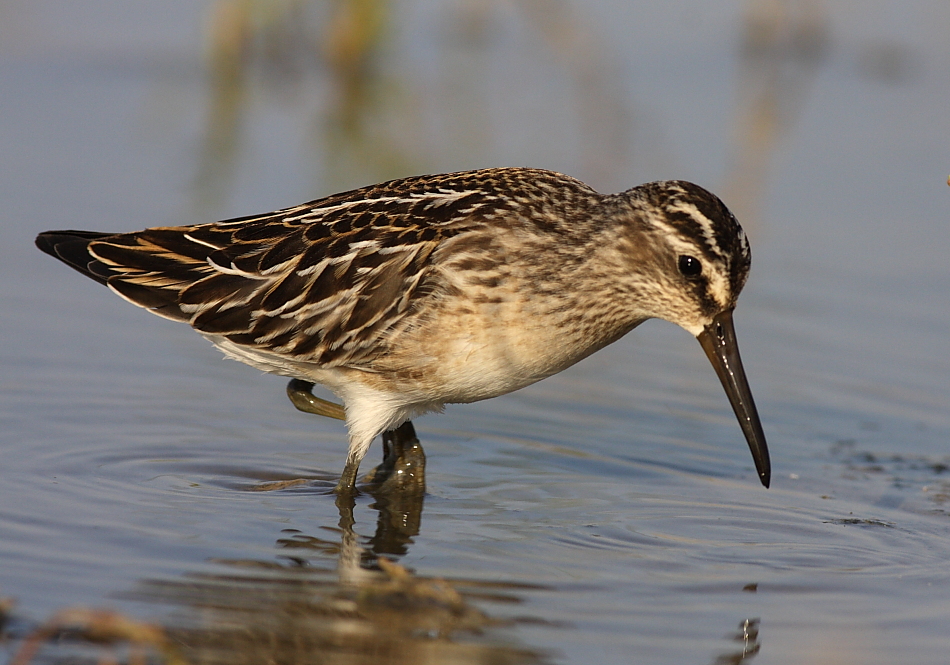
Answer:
35, 168, 603, 375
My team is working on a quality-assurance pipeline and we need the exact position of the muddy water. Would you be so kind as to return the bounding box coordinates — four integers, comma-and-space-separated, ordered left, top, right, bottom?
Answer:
2, 2, 949, 664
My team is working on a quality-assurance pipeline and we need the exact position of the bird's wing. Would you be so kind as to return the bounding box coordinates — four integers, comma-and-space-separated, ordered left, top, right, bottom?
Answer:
80, 172, 523, 367
38, 168, 599, 367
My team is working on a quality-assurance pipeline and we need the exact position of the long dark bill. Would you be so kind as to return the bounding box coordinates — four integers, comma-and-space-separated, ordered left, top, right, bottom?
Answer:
696, 309, 771, 488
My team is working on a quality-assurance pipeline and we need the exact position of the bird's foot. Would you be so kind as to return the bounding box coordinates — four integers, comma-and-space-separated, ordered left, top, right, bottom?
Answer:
361, 421, 426, 496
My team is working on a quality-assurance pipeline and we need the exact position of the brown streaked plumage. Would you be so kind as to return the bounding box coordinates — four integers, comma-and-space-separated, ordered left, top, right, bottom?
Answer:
35, 167, 770, 493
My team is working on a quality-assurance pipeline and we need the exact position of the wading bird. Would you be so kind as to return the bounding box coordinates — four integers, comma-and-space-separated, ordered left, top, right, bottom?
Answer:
36, 168, 770, 494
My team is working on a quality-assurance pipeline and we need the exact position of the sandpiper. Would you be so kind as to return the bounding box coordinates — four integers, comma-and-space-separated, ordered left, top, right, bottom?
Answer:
35, 167, 770, 493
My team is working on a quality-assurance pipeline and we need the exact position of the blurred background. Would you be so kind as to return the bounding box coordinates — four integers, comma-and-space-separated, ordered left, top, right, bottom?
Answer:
1, 1, 949, 664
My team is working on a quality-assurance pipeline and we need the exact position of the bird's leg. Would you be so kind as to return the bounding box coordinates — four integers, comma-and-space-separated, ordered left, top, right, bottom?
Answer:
286, 379, 356, 493
336, 454, 362, 495
363, 421, 426, 496
286, 380, 424, 495
286, 379, 346, 420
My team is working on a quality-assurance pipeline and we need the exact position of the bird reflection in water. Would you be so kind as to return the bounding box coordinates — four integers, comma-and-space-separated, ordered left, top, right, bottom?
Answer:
120, 473, 554, 665
6, 480, 766, 665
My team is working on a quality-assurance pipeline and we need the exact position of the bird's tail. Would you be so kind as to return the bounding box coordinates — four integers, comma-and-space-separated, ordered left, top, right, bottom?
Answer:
35, 229, 203, 322
35, 230, 115, 285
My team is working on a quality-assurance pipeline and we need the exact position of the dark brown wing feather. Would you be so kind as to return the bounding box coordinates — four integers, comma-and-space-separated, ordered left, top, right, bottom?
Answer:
35, 231, 119, 286
35, 168, 600, 367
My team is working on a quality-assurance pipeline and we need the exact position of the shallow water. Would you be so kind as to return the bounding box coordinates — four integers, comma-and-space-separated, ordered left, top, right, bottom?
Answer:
2, 2, 949, 664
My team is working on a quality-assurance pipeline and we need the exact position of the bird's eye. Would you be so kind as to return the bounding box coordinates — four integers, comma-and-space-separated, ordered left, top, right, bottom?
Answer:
678, 255, 702, 277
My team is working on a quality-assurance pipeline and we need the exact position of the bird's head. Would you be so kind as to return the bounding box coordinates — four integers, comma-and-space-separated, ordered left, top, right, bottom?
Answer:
606, 181, 770, 487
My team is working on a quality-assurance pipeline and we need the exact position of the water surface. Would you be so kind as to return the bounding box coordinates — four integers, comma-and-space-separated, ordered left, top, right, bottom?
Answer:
1, 2, 949, 663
